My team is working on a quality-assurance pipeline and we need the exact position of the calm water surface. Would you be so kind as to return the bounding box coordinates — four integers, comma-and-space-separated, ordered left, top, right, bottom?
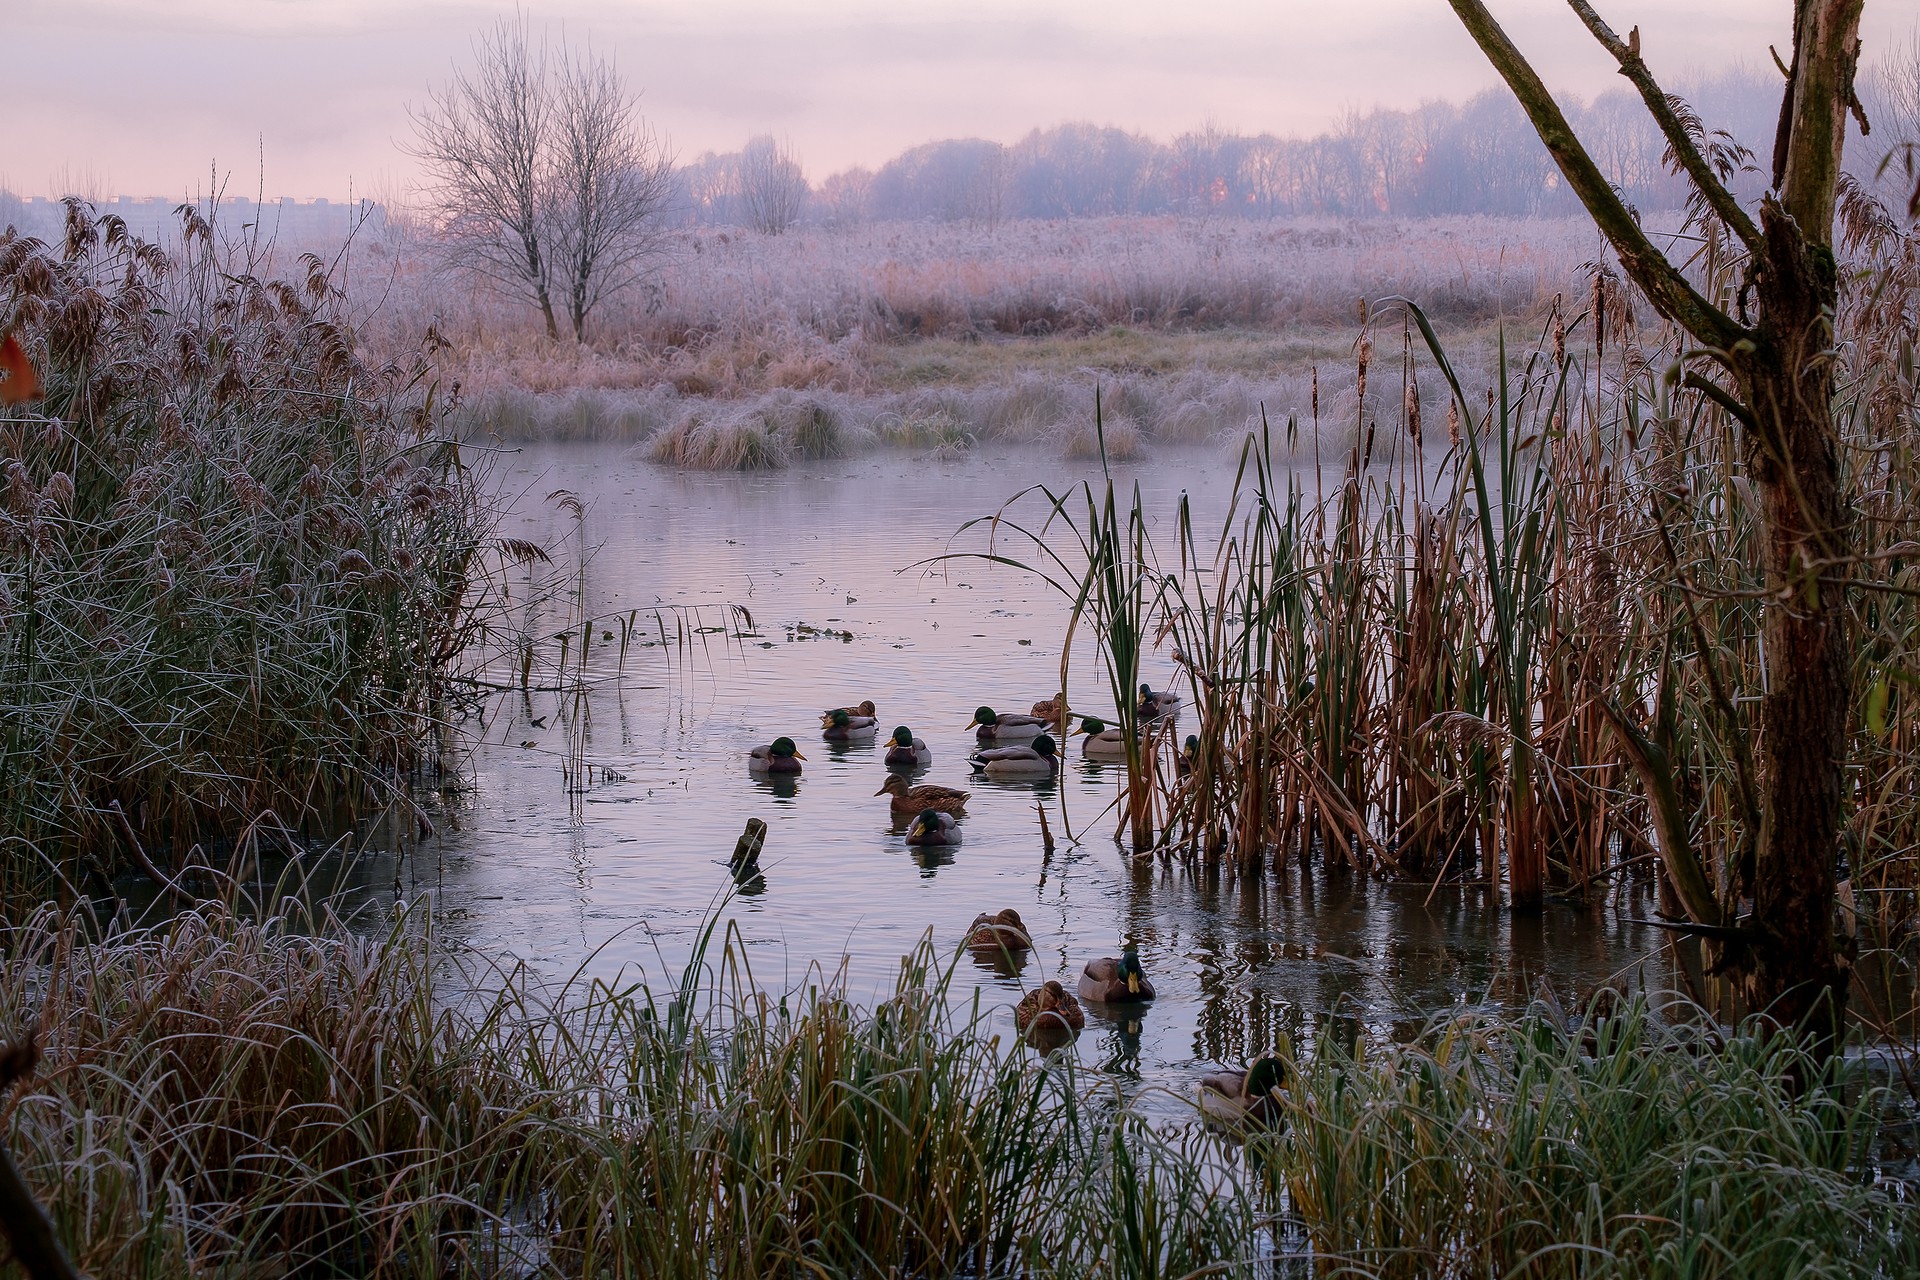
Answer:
409, 442, 1668, 1111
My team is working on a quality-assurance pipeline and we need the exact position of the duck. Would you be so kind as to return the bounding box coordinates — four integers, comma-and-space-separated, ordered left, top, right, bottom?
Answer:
1137, 683, 1181, 721
875, 773, 970, 818
820, 699, 877, 726
969, 706, 1048, 744
1077, 947, 1155, 1004
1197, 1055, 1290, 1128
822, 707, 878, 741
1030, 694, 1068, 732
747, 736, 805, 774
966, 908, 1032, 957
1074, 716, 1138, 761
1014, 979, 1085, 1037
883, 725, 933, 769
969, 734, 1061, 779
1177, 733, 1201, 777
904, 810, 962, 846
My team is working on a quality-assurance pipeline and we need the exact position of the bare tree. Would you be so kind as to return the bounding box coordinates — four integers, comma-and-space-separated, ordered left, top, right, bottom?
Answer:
1446, 0, 1865, 1055
549, 45, 674, 339
408, 19, 673, 341
737, 135, 808, 235
407, 18, 560, 339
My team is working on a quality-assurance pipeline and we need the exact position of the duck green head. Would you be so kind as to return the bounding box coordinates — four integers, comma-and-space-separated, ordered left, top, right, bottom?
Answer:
970, 706, 998, 728
1245, 1055, 1288, 1100
911, 810, 940, 835
1139, 682, 1154, 697
1184, 734, 1200, 754
1118, 946, 1147, 994
890, 725, 915, 747
829, 708, 851, 727
1079, 717, 1108, 736
1031, 734, 1057, 756
769, 736, 800, 758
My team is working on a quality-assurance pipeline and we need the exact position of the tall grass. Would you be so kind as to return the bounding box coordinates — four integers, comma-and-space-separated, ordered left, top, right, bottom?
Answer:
0, 202, 499, 896
0, 901, 1910, 1277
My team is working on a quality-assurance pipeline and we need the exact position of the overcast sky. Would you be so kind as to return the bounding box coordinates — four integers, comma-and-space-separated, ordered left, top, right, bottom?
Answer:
4, 1, 1911, 200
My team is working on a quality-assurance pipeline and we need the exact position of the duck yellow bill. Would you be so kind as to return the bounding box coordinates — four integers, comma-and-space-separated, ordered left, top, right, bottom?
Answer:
791, 749, 806, 760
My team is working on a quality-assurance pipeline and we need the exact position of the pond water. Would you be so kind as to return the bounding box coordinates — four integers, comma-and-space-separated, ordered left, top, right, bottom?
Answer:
405, 440, 1670, 1113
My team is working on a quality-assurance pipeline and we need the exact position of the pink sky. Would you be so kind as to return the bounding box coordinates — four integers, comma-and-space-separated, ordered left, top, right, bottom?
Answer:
4, 1, 1909, 200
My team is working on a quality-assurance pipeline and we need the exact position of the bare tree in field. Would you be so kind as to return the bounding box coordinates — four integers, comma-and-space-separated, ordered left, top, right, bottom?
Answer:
549, 45, 674, 339
737, 135, 808, 235
1446, 0, 1866, 1055
407, 19, 561, 339
408, 19, 673, 341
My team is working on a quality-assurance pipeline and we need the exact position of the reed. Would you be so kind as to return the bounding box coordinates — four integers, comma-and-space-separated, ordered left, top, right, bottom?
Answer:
0, 202, 500, 897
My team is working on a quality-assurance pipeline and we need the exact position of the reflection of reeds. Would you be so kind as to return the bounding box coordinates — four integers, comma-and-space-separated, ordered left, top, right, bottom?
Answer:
3, 901, 1907, 1276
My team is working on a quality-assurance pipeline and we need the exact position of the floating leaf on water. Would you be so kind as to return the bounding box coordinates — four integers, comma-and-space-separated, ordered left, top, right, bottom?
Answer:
695, 625, 725, 634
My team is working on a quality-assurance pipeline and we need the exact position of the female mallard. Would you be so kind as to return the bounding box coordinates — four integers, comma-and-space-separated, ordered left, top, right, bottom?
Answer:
822, 707, 878, 741
969, 706, 1047, 744
883, 725, 933, 769
969, 734, 1060, 779
1030, 694, 1068, 732
747, 736, 805, 774
1074, 716, 1138, 761
1137, 683, 1181, 721
1078, 947, 1155, 1003
875, 773, 970, 818
966, 908, 1031, 957
1014, 979, 1085, 1037
905, 810, 961, 846
1197, 1055, 1289, 1128
820, 699, 877, 726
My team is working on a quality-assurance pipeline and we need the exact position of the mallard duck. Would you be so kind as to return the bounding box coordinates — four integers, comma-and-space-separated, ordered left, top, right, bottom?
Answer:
966, 908, 1032, 957
883, 725, 933, 769
1078, 947, 1155, 1004
905, 810, 961, 846
1030, 694, 1068, 731
747, 736, 805, 774
1014, 979, 1085, 1036
969, 706, 1047, 744
875, 773, 969, 818
820, 699, 877, 726
1197, 1055, 1290, 1128
1137, 683, 1181, 721
1177, 733, 1201, 777
1074, 716, 1138, 761
969, 734, 1061, 778
822, 707, 878, 741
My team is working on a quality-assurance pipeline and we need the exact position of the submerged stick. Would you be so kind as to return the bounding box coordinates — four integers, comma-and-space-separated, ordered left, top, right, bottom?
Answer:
1035, 801, 1055, 856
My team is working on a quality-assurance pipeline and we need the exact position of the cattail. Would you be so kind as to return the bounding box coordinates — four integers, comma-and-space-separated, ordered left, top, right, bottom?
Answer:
1592, 270, 1607, 365
1356, 334, 1372, 409
1311, 366, 1319, 423
1406, 380, 1422, 446
1552, 296, 1567, 370
1446, 400, 1461, 448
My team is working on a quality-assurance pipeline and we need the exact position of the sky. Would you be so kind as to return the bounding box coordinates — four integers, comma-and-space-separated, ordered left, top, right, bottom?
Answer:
3, 0, 1912, 200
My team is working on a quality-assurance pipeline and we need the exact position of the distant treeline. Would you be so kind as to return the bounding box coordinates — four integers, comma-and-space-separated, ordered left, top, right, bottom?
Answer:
677, 71, 1797, 227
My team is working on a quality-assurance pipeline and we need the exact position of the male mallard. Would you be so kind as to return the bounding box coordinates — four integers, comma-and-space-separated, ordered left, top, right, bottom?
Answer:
1078, 947, 1155, 1003
883, 725, 933, 769
1074, 716, 1138, 761
1177, 733, 1201, 777
822, 707, 878, 741
1137, 683, 1181, 721
820, 699, 877, 726
966, 908, 1032, 957
1030, 694, 1068, 732
1197, 1055, 1290, 1128
969, 734, 1061, 778
875, 773, 970, 818
747, 736, 805, 774
1014, 979, 1085, 1036
969, 705, 1047, 744
905, 810, 961, 846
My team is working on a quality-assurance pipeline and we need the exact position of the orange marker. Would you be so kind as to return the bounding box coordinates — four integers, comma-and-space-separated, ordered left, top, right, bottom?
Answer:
0, 332, 42, 405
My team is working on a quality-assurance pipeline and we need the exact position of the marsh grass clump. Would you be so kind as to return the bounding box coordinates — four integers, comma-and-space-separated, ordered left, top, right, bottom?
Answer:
646, 407, 792, 470
2, 904, 1911, 1278
1062, 414, 1146, 462
876, 407, 977, 459
0, 202, 496, 891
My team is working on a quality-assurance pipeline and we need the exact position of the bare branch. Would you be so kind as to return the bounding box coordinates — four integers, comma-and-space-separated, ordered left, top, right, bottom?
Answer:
1444, 0, 1750, 353
1565, 1, 1763, 251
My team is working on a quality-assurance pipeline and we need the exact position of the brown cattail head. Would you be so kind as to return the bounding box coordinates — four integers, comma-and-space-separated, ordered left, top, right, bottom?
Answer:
1591, 270, 1607, 365
1356, 334, 1372, 408
1406, 381, 1422, 446
1552, 296, 1567, 370
1310, 366, 1319, 423
1447, 400, 1461, 448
